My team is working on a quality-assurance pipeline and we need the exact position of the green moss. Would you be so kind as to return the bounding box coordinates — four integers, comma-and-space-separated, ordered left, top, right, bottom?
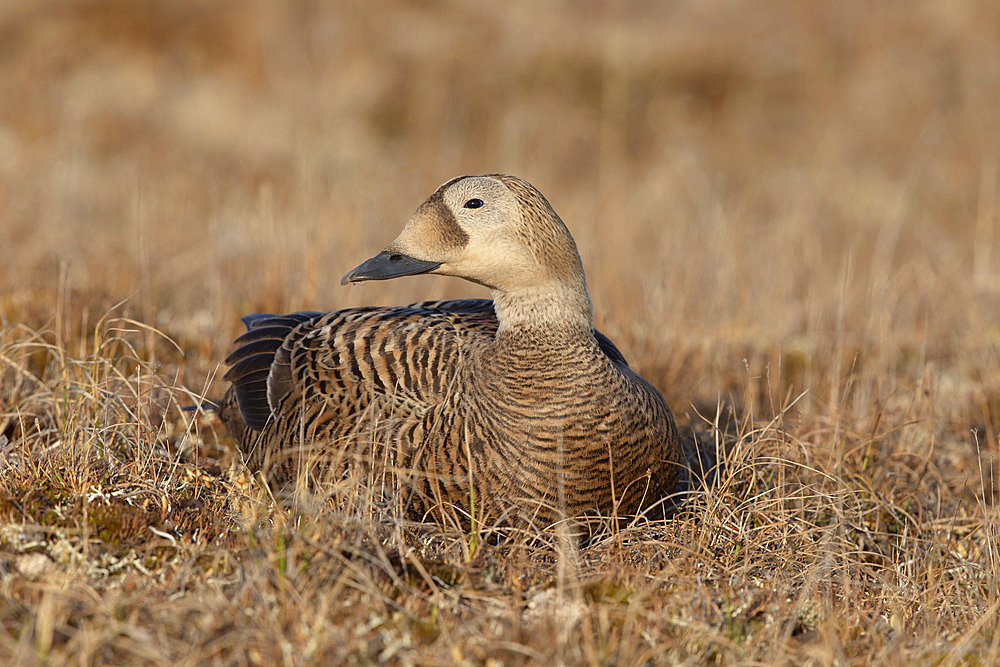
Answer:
583, 579, 634, 605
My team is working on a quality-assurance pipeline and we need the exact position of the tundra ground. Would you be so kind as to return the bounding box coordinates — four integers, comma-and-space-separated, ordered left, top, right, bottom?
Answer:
2, 1, 999, 664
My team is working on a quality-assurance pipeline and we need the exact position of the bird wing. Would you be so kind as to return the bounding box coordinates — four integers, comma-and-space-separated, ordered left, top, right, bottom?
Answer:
223, 302, 497, 431
223, 298, 630, 431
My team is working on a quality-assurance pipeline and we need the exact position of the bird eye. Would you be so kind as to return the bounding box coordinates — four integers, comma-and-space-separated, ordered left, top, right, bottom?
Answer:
463, 198, 484, 209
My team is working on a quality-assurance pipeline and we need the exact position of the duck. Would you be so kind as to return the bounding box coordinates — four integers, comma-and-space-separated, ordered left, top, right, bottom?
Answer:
221, 174, 680, 527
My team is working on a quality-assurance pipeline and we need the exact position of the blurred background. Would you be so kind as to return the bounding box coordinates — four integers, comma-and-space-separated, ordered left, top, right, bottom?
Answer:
0, 0, 998, 417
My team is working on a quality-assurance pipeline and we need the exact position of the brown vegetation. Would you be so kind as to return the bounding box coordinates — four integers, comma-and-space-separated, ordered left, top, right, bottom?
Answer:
1, 0, 999, 663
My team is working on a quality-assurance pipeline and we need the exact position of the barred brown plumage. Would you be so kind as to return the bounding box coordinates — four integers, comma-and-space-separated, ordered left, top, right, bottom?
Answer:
221, 174, 681, 527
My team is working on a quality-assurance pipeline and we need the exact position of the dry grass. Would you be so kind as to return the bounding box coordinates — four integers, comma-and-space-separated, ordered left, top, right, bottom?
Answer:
2, 0, 1000, 663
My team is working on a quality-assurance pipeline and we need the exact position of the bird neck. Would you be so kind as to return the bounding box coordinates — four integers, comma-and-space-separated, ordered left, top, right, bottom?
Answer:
491, 278, 595, 338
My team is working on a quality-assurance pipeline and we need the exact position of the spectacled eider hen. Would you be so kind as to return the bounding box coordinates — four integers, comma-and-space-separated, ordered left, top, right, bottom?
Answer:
221, 174, 680, 527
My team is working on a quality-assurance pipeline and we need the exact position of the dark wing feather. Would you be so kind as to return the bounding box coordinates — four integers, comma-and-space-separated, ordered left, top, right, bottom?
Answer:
408, 298, 497, 314
593, 330, 629, 368
223, 312, 325, 430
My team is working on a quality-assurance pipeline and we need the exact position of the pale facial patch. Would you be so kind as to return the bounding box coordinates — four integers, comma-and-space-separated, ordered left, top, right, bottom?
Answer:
441, 177, 519, 231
